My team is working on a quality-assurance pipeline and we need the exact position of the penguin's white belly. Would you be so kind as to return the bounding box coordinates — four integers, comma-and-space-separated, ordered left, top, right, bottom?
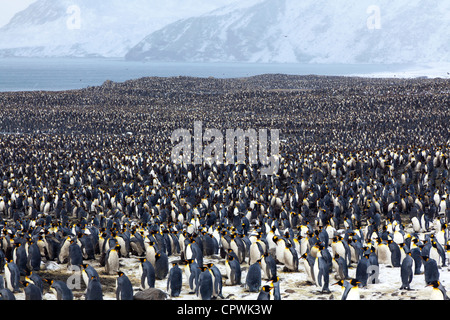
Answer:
377, 245, 391, 265
346, 288, 360, 300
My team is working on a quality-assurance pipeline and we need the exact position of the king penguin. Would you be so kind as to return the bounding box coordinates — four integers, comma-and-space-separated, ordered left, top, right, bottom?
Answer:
245, 261, 262, 292
206, 263, 224, 299
105, 244, 121, 275
4, 260, 21, 292
81, 263, 99, 288
196, 266, 213, 300
332, 253, 349, 280
154, 251, 169, 280
270, 276, 281, 300
22, 280, 42, 300
68, 239, 84, 270
167, 262, 183, 297
45, 279, 74, 300
400, 252, 414, 290
355, 253, 370, 287
423, 256, 440, 285
116, 271, 134, 300
335, 279, 360, 300
313, 255, 331, 293
428, 280, 449, 300
257, 285, 273, 300
85, 276, 103, 300
225, 254, 241, 285
283, 242, 298, 272
260, 252, 277, 280
138, 258, 155, 289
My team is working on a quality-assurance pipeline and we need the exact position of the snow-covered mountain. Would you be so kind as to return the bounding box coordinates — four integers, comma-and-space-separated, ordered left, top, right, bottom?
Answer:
125, 0, 450, 64
0, 0, 238, 58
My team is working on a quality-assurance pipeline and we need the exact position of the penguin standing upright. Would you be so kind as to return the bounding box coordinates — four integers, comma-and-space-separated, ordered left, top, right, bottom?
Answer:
225, 254, 241, 285
206, 263, 223, 299
301, 253, 316, 284
116, 271, 134, 300
139, 258, 155, 290
257, 285, 273, 300
400, 252, 414, 290
45, 279, 73, 300
105, 244, 121, 275
355, 253, 370, 287
13, 242, 28, 276
167, 263, 183, 297
245, 262, 262, 292
26, 240, 41, 272
270, 276, 281, 300
260, 252, 277, 280
85, 276, 103, 300
387, 240, 401, 267
332, 253, 349, 280
423, 256, 440, 285
410, 239, 423, 275
283, 242, 298, 272
196, 266, 213, 300
428, 280, 449, 300
334, 279, 360, 300
22, 280, 42, 300
81, 264, 99, 288
68, 239, 83, 270
154, 251, 169, 280
313, 256, 331, 293
25, 271, 43, 294
4, 260, 21, 292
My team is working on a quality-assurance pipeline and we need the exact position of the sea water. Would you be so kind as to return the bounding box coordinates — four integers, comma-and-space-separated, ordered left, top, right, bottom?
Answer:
0, 57, 411, 92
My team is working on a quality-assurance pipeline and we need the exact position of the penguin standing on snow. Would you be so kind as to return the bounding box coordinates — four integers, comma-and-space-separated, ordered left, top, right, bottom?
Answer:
355, 253, 370, 287
68, 239, 83, 270
260, 252, 277, 280
44, 279, 73, 300
139, 257, 155, 289
283, 242, 298, 272
270, 276, 281, 300
400, 252, 414, 290
22, 280, 42, 300
116, 271, 134, 300
81, 264, 99, 288
334, 279, 360, 300
313, 256, 331, 293
428, 280, 449, 300
154, 251, 169, 280
225, 254, 241, 285
85, 276, 103, 300
25, 271, 43, 294
105, 244, 121, 275
196, 266, 213, 300
206, 263, 223, 299
26, 240, 41, 272
332, 253, 349, 280
167, 263, 183, 297
423, 256, 440, 285
245, 262, 262, 292
4, 260, 21, 292
257, 285, 273, 300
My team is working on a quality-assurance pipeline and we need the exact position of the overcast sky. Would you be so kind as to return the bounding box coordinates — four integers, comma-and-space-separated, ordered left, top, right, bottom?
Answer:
0, 0, 36, 27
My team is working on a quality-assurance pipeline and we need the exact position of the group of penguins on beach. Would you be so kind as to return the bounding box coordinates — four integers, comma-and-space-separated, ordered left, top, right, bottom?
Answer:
1, 142, 450, 301
0, 74, 450, 301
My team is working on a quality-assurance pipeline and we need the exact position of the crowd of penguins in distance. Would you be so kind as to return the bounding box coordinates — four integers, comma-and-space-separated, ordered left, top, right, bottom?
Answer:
0, 74, 450, 301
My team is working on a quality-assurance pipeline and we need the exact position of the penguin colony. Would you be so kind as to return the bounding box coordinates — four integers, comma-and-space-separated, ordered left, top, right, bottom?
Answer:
0, 74, 449, 300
